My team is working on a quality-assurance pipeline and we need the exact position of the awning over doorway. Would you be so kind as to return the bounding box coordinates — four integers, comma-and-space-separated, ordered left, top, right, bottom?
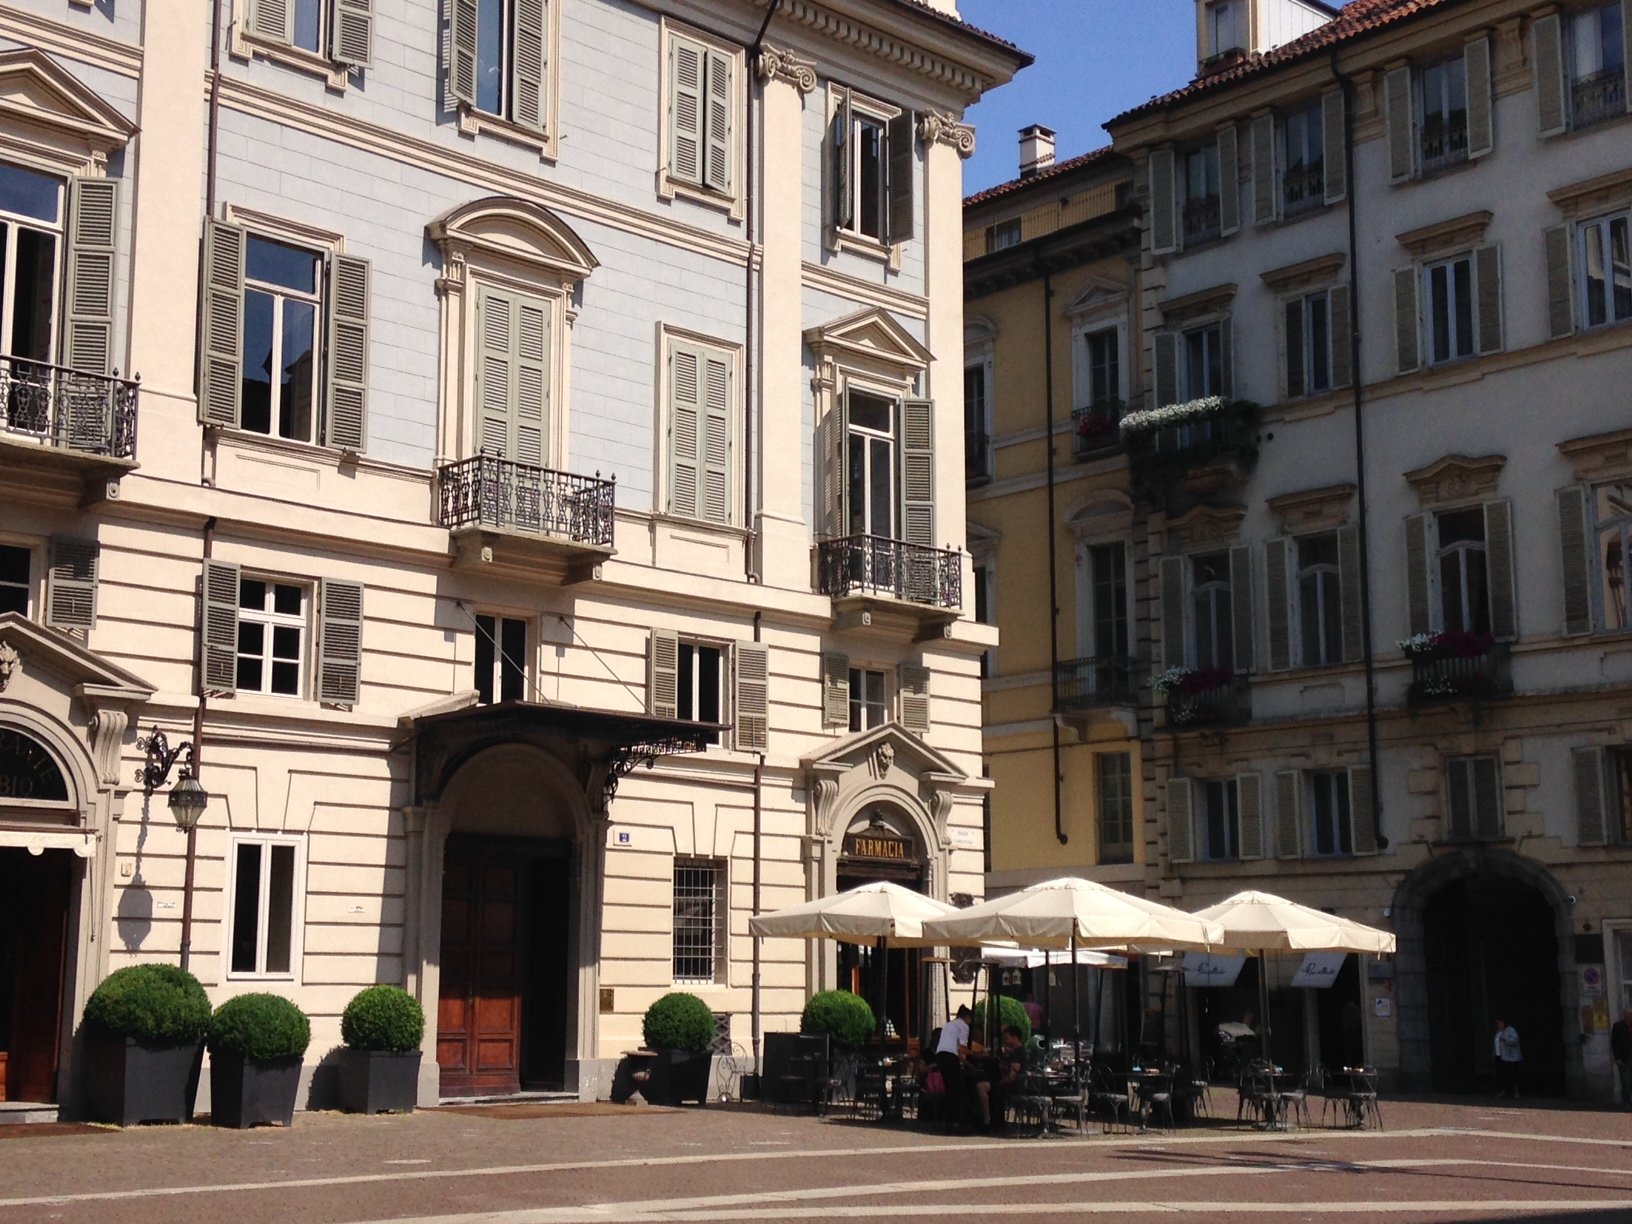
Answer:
0, 826, 95, 857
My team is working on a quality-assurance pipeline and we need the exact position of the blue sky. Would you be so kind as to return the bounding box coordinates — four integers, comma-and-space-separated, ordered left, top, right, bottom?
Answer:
960, 0, 1200, 194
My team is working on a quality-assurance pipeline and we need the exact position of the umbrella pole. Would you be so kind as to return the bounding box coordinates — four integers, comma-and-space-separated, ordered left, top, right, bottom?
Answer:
1071, 933, 1082, 1066
1043, 948, 1052, 1046
1259, 951, 1272, 1068
877, 936, 889, 1048
1093, 966, 1104, 1060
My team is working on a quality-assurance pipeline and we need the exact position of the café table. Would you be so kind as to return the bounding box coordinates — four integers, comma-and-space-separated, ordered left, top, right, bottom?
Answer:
1238, 1067, 1300, 1130
1121, 1068, 1178, 1131
1322, 1065, 1381, 1130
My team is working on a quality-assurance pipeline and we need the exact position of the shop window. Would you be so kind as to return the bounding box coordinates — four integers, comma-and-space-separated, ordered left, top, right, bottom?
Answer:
229, 837, 300, 978
672, 857, 724, 983
475, 613, 528, 705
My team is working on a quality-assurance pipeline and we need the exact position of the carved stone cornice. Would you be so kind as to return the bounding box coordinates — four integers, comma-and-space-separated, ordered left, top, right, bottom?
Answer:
1558, 427, 1632, 480
1547, 167, 1632, 223
1164, 503, 1246, 550
1266, 483, 1357, 531
918, 110, 975, 159
1157, 281, 1238, 322
1395, 210, 1494, 259
755, 44, 817, 94
1260, 252, 1346, 293
1403, 453, 1506, 507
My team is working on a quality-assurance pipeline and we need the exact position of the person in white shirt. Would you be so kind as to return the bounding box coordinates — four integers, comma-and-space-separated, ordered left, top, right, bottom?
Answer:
934, 1006, 972, 1125
1493, 1017, 1522, 1099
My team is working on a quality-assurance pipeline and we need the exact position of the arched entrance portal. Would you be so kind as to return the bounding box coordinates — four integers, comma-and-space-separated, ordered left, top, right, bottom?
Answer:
836, 806, 926, 1048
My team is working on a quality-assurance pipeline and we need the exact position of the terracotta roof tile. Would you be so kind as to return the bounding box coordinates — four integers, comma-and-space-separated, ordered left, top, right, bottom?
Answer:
963, 144, 1118, 207
878, 0, 1034, 65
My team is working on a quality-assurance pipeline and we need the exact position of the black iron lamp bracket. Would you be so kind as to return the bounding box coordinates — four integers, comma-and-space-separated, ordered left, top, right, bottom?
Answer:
136, 728, 198, 795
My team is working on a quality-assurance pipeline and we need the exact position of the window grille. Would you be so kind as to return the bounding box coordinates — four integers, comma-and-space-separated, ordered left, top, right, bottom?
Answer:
673, 857, 725, 983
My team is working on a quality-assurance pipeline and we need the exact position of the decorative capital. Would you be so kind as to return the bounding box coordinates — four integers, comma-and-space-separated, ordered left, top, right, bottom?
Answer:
0, 639, 17, 692
918, 111, 976, 159
755, 44, 817, 95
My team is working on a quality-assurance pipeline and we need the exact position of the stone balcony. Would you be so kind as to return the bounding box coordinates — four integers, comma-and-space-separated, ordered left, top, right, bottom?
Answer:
436, 454, 615, 584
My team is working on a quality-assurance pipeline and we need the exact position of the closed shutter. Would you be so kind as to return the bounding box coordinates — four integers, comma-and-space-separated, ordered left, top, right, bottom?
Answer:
475, 287, 512, 456
821, 392, 849, 537
1393, 265, 1419, 375
1265, 537, 1292, 671
733, 641, 768, 752
45, 537, 98, 630
331, 0, 373, 67
198, 219, 245, 428
1216, 124, 1239, 236
1250, 112, 1276, 226
1533, 13, 1567, 137
1328, 283, 1353, 389
1275, 770, 1301, 859
1404, 513, 1433, 636
64, 177, 117, 377
1237, 772, 1264, 860
1166, 777, 1194, 865
1385, 65, 1415, 182
317, 578, 364, 706
1625, 0, 1632, 114
248, 0, 292, 44
898, 663, 930, 734
901, 398, 935, 547
1544, 225, 1575, 339
669, 343, 702, 517
474, 287, 549, 464
1447, 759, 1472, 838
1485, 499, 1517, 640
202, 559, 241, 692
1475, 244, 1503, 355
704, 49, 733, 193
1159, 555, 1187, 670
1283, 296, 1305, 398
1229, 543, 1253, 673
1557, 485, 1593, 636
886, 110, 915, 244
821, 651, 849, 728
701, 349, 731, 523
1337, 524, 1363, 663
1148, 147, 1176, 255
830, 89, 852, 231
1473, 758, 1502, 838
1218, 316, 1234, 396
1574, 747, 1608, 847
1322, 88, 1347, 203
648, 629, 680, 719
324, 253, 369, 452
1153, 330, 1178, 408
1349, 765, 1377, 855
670, 36, 704, 186
510, 0, 547, 132
449, 0, 477, 105
1464, 37, 1493, 159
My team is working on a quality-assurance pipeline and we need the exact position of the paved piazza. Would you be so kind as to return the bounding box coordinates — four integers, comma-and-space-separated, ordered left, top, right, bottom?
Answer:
1, 1099, 1630, 1222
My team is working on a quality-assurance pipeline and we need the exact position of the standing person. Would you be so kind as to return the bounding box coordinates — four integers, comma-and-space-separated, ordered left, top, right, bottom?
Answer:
934, 1005, 972, 1125
1612, 1008, 1632, 1108
1493, 1017, 1523, 1099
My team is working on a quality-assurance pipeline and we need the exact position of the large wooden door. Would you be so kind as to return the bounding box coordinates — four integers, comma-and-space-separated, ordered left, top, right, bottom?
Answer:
438, 846, 523, 1098
0, 848, 71, 1103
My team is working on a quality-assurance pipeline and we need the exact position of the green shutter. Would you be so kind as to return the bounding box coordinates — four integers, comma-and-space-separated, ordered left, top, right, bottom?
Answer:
1349, 766, 1377, 855
700, 349, 731, 524
668, 342, 702, 517
1385, 65, 1414, 182
822, 651, 849, 728
198, 219, 245, 428
1404, 513, 1433, 636
1217, 123, 1239, 236
248, 0, 292, 44
1544, 224, 1576, 339
648, 629, 679, 719
317, 577, 364, 705
1153, 330, 1178, 408
898, 663, 930, 734
901, 398, 935, 547
64, 176, 117, 377
1338, 523, 1363, 663
1322, 88, 1347, 203
331, 0, 373, 66
1275, 770, 1301, 859
1475, 244, 1503, 355
1250, 112, 1275, 226
1284, 297, 1306, 398
671, 36, 704, 186
1230, 543, 1253, 673
324, 253, 369, 452
45, 537, 98, 631
1393, 265, 1419, 375
202, 559, 241, 692
1485, 499, 1517, 640
1574, 747, 1608, 847
1464, 37, 1493, 159
1558, 485, 1593, 636
1237, 772, 1264, 860
734, 641, 768, 752
887, 109, 915, 244
511, 0, 546, 132
1533, 13, 1567, 137
1148, 147, 1176, 254
831, 90, 852, 231
449, 0, 477, 106
1328, 283, 1353, 389
1265, 537, 1292, 671
1166, 777, 1193, 865
704, 48, 732, 193
1159, 554, 1186, 670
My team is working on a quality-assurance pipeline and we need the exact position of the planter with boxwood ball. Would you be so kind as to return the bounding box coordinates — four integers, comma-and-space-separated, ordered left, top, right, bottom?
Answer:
80, 964, 211, 1125
207, 993, 311, 1128
800, 989, 875, 1050
640, 992, 714, 1106
339, 985, 426, 1114
970, 995, 1031, 1047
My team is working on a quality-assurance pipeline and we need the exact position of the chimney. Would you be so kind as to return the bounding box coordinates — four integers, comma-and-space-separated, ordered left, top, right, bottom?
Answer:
1018, 125, 1056, 178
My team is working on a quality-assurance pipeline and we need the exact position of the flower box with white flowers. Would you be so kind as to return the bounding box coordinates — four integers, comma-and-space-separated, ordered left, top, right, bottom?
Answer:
1400, 630, 1511, 705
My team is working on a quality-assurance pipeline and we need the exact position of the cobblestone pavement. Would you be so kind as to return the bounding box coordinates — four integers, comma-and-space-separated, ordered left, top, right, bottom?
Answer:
1, 1097, 1630, 1222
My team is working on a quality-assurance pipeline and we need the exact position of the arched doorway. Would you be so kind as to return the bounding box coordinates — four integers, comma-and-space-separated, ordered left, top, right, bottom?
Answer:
836, 806, 926, 1048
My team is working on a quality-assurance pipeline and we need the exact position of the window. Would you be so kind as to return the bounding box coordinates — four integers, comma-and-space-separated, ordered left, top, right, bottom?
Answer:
964, 361, 990, 484
665, 26, 736, 199
1097, 752, 1134, 865
1284, 290, 1330, 397
1596, 479, 1632, 632
847, 391, 897, 539
1297, 532, 1342, 667
0, 161, 62, 370
1569, 3, 1627, 129
1425, 253, 1475, 365
1436, 507, 1490, 634
1419, 56, 1469, 172
1190, 551, 1233, 672
1205, 0, 1243, 57
1087, 543, 1130, 662
848, 666, 887, 732
1183, 322, 1225, 399
229, 837, 300, 977
1446, 754, 1502, 839
1281, 101, 1325, 215
665, 335, 735, 523
450, 0, 551, 133
242, 235, 321, 442
241, 0, 371, 70
672, 858, 725, 983
1580, 212, 1632, 329
236, 576, 307, 697
973, 562, 992, 678
830, 90, 913, 247
678, 640, 723, 745
0, 545, 28, 615
1307, 771, 1353, 857
1085, 328, 1119, 408
986, 219, 1020, 252
474, 613, 527, 704
1181, 143, 1221, 245
1201, 778, 1239, 861
1611, 747, 1632, 844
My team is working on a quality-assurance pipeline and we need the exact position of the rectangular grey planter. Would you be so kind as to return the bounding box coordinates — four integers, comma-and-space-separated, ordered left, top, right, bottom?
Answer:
82, 1037, 203, 1126
209, 1053, 301, 1128
339, 1049, 422, 1114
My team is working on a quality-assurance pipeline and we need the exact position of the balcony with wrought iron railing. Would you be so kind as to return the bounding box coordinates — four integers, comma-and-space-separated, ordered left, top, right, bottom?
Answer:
1281, 162, 1325, 217
817, 534, 962, 639
1572, 67, 1626, 130
0, 358, 139, 482
1122, 397, 1258, 503
1054, 656, 1139, 713
1420, 118, 1469, 175
1182, 195, 1222, 246
965, 429, 993, 485
1072, 400, 1124, 459
1404, 634, 1512, 707
436, 454, 616, 582
1157, 668, 1249, 729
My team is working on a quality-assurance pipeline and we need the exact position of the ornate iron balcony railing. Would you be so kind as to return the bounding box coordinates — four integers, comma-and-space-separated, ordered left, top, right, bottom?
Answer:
1072, 400, 1124, 458
1182, 195, 1222, 245
1408, 640, 1511, 706
1055, 656, 1139, 710
1572, 67, 1626, 130
1420, 118, 1468, 174
817, 534, 961, 611
1163, 672, 1249, 727
1282, 162, 1325, 216
0, 357, 138, 459
437, 454, 615, 547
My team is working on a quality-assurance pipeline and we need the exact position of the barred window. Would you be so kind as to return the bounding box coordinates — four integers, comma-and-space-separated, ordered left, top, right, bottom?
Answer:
673, 857, 725, 983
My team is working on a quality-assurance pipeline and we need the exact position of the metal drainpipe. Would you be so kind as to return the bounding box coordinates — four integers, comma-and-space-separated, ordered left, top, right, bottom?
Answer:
1334, 54, 1387, 850
179, 516, 217, 972
206, 0, 223, 217
750, 609, 765, 1081
1043, 265, 1067, 844
743, 0, 781, 580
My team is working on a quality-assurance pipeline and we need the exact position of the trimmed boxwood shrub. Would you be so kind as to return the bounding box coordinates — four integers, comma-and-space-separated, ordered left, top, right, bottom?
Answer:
800, 990, 875, 1049
341, 985, 425, 1053
82, 964, 211, 1044
208, 994, 311, 1062
642, 992, 714, 1053
970, 995, 1031, 1044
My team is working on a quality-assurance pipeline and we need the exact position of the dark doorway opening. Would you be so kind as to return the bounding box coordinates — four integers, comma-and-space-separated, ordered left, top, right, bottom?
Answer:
0, 847, 72, 1102
837, 867, 923, 1052
1424, 874, 1564, 1094
1316, 954, 1366, 1072
521, 855, 570, 1091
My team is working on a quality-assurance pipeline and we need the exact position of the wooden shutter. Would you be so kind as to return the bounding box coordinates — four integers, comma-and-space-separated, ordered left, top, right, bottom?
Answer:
669, 343, 702, 517
1574, 747, 1609, 847
1485, 499, 1517, 640
198, 219, 245, 428
45, 537, 98, 630
898, 663, 930, 734
831, 89, 852, 231
1464, 37, 1493, 159
1625, 0, 1632, 115
901, 398, 935, 547
821, 392, 849, 537
64, 177, 117, 376
1237, 772, 1264, 860
887, 110, 915, 244
514, 296, 548, 466
1337, 524, 1363, 663
1216, 124, 1239, 236
510, 0, 547, 131
1148, 147, 1176, 255
1393, 265, 1419, 375
1283, 296, 1305, 399
1153, 330, 1178, 408
1473, 757, 1502, 838
1349, 765, 1377, 855
704, 49, 733, 194
733, 641, 768, 752
1533, 12, 1567, 137
1322, 88, 1347, 203
1385, 65, 1415, 183
475, 287, 513, 456
1475, 244, 1503, 355
449, 0, 477, 105
324, 253, 369, 452
1159, 555, 1187, 670
1218, 317, 1234, 396
1229, 543, 1253, 673
821, 651, 849, 728
1404, 513, 1433, 636
1557, 485, 1593, 637
331, 0, 373, 66
475, 287, 548, 464
701, 349, 731, 524
670, 36, 704, 186
1544, 225, 1575, 339
202, 559, 241, 692
1328, 283, 1352, 389
1165, 777, 1194, 865
1265, 537, 1292, 671
648, 629, 680, 719
1275, 770, 1301, 859
317, 578, 364, 705
248, 0, 292, 44
1250, 112, 1276, 226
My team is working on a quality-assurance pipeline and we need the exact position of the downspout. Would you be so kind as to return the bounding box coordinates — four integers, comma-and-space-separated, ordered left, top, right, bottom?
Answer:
180, 516, 217, 972
1043, 265, 1067, 844
751, 610, 764, 1081
206, 0, 223, 218
1334, 53, 1387, 850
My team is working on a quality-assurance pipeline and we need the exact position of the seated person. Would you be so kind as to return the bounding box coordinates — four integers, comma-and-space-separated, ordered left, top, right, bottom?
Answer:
974, 1025, 1027, 1131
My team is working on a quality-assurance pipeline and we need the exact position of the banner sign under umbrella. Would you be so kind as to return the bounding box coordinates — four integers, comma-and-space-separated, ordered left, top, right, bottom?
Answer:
1182, 951, 1247, 988
1291, 951, 1348, 988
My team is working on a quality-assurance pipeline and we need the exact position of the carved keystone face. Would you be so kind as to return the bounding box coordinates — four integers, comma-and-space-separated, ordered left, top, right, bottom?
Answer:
0, 640, 18, 692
